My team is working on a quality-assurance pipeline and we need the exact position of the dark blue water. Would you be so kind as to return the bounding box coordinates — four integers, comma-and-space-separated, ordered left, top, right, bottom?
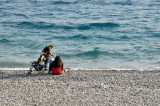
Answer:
0, 0, 160, 70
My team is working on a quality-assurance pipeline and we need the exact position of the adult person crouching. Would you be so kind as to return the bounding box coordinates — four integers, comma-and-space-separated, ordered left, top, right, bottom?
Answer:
41, 44, 58, 70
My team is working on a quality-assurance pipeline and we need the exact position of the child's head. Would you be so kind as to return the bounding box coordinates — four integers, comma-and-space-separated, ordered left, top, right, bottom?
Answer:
47, 55, 51, 59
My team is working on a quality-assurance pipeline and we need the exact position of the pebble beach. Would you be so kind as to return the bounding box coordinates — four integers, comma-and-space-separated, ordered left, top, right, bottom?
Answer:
0, 69, 160, 106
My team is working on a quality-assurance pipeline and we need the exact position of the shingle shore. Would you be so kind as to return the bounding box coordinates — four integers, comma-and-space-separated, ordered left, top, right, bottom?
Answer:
0, 70, 160, 105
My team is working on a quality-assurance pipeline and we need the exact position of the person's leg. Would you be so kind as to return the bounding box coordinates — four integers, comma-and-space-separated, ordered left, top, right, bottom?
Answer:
44, 60, 48, 70
61, 69, 69, 74
65, 68, 70, 73
48, 69, 52, 74
45, 55, 52, 71
61, 70, 65, 74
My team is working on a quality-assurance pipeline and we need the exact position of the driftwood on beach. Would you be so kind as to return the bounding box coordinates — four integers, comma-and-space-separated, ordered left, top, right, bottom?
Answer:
0, 70, 160, 105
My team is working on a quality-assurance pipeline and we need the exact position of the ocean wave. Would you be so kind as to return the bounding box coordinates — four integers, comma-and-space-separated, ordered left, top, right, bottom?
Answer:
71, 34, 89, 40
89, 22, 120, 27
77, 25, 91, 30
61, 49, 126, 58
77, 22, 120, 30
52, 34, 140, 41
17, 21, 56, 29
0, 38, 13, 43
59, 49, 105, 58
0, 61, 29, 68
53, 34, 90, 40
1, 21, 54, 29
52, 1, 77, 5
60, 48, 142, 61
2, 21, 119, 30
152, 33, 160, 37
97, 35, 141, 41
75, 49, 105, 57
16, 21, 76, 30
13, 13, 28, 18
113, 1, 133, 5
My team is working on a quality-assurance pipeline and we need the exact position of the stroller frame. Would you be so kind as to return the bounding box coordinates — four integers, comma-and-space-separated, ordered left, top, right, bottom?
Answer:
27, 54, 46, 75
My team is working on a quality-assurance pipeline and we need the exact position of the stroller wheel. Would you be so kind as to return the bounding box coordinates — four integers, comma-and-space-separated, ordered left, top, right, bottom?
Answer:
27, 71, 31, 75
27, 67, 33, 75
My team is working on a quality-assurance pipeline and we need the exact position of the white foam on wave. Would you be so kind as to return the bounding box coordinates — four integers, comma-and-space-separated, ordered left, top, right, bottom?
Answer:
69, 67, 158, 71
0, 67, 159, 71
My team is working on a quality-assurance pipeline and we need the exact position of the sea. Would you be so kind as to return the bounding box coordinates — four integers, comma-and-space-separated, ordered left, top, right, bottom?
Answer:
0, 0, 160, 71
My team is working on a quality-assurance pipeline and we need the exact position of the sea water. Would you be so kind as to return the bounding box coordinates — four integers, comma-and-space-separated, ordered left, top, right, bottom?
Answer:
0, 0, 160, 70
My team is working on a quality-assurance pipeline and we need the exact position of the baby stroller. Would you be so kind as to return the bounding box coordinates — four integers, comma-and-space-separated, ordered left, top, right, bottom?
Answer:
27, 54, 46, 75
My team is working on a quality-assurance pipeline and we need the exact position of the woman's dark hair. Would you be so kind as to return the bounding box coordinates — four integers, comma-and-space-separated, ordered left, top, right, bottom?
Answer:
52, 56, 63, 68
